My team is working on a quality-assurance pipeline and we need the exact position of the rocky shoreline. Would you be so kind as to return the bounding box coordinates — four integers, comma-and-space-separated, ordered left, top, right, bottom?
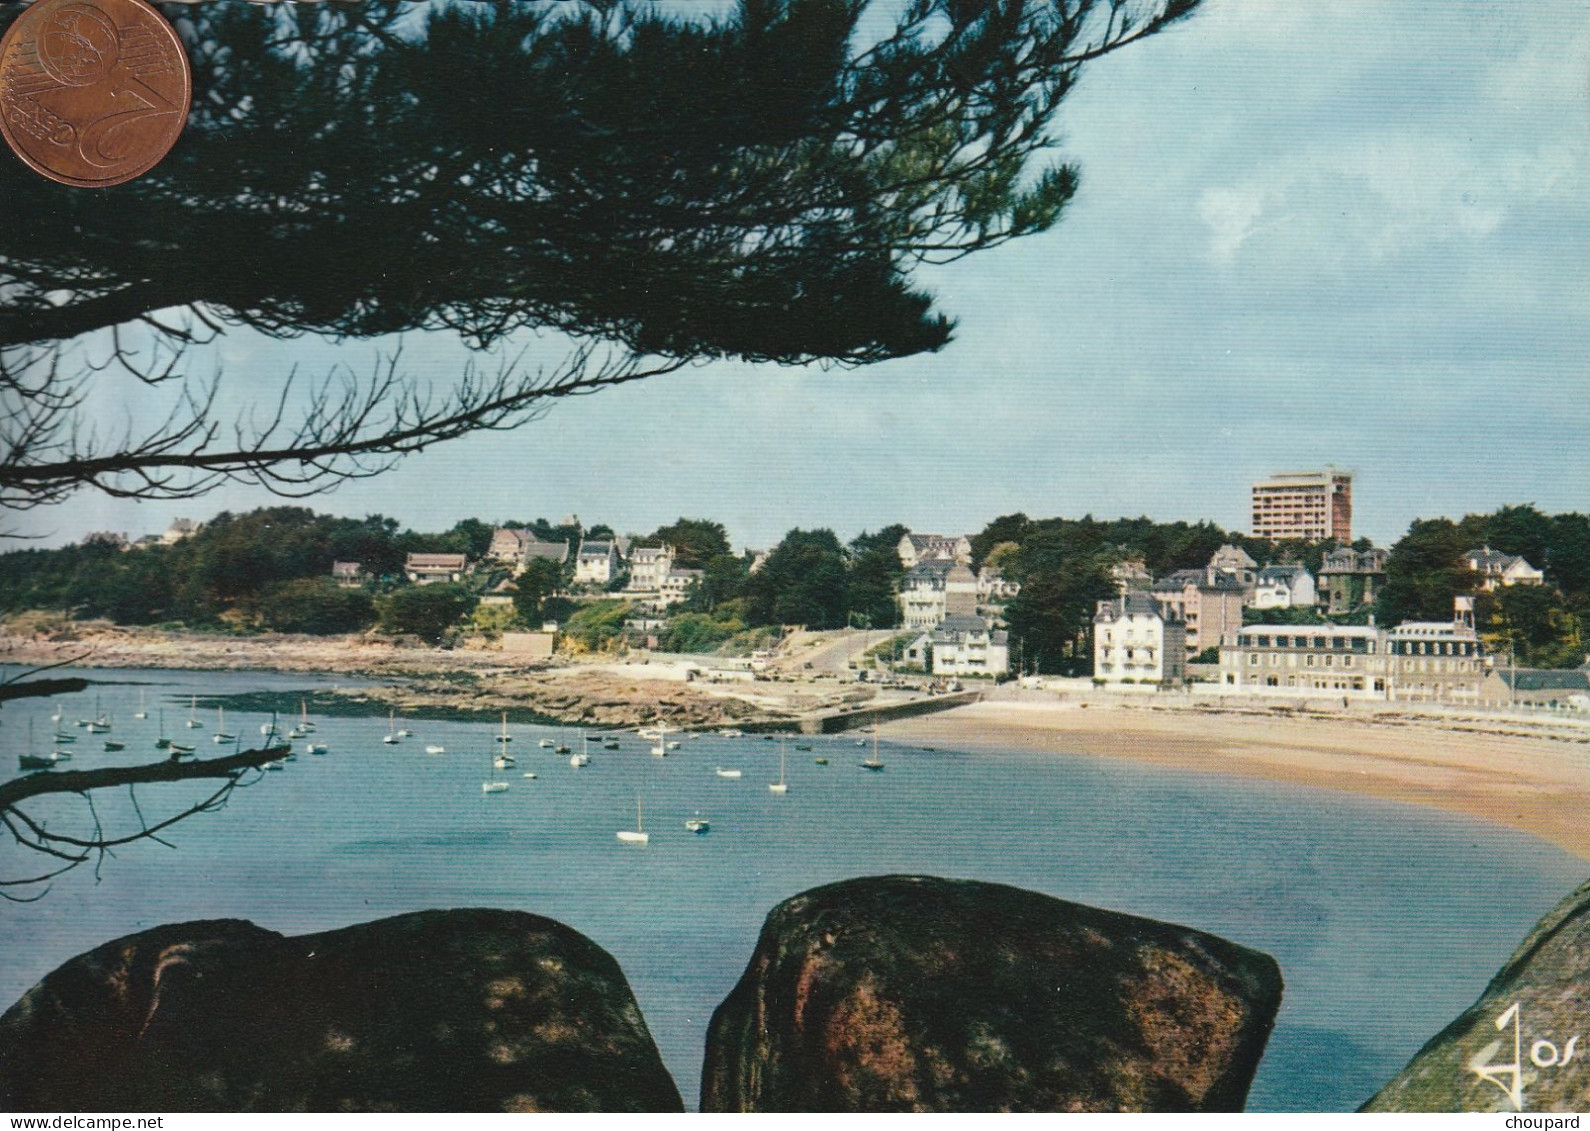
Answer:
0, 625, 833, 730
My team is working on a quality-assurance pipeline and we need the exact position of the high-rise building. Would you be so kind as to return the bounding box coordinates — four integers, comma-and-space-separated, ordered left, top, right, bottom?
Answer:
1251, 469, 1352, 543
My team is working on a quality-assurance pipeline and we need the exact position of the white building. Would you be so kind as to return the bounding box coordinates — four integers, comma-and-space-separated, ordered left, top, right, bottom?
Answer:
658, 568, 704, 608
899, 561, 954, 629
1462, 546, 1545, 591
897, 532, 973, 570
159, 518, 201, 545
404, 552, 467, 585
574, 540, 620, 585
1251, 468, 1352, 543
1093, 593, 1187, 686
928, 615, 1009, 677
1217, 601, 1484, 704
1250, 564, 1316, 610
1219, 624, 1386, 698
626, 544, 674, 593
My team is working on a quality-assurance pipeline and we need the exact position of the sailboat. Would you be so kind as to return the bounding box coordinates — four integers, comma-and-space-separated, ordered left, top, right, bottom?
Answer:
616, 796, 649, 844
154, 708, 171, 750
50, 704, 63, 724
555, 728, 570, 755
570, 730, 590, 768
133, 690, 148, 720
685, 812, 710, 834
650, 720, 668, 758
495, 713, 514, 744
212, 706, 236, 744
860, 717, 885, 772
383, 710, 400, 745
715, 766, 742, 779
482, 751, 509, 794
19, 720, 57, 769
184, 694, 204, 729
85, 697, 111, 732
297, 701, 315, 734
769, 736, 789, 793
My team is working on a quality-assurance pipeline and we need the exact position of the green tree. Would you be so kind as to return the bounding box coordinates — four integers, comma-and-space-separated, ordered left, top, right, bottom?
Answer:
846, 524, 909, 628
377, 584, 473, 644
442, 518, 496, 561
971, 513, 1030, 569
1479, 585, 1583, 669
2, 0, 1201, 509
561, 599, 633, 653
512, 558, 564, 625
746, 529, 849, 628
1377, 519, 1474, 626
647, 518, 732, 570
1003, 553, 1116, 675
685, 552, 752, 613
259, 579, 375, 635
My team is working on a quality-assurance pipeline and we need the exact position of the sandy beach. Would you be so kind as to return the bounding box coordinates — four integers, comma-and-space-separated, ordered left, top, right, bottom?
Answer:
882, 697, 1590, 862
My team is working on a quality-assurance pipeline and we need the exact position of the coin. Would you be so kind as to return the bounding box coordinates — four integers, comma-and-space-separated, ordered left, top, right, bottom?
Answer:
0, 0, 190, 187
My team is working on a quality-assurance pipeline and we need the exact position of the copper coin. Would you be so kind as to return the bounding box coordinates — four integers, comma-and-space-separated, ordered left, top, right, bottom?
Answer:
0, 0, 190, 187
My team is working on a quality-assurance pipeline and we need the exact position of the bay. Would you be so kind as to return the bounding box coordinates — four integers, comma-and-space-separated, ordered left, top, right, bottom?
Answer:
1, 666, 1581, 1112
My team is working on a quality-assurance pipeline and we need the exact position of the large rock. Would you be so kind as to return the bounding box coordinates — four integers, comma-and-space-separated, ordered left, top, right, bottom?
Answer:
701, 875, 1282, 1112
1365, 877, 1590, 1112
0, 909, 682, 1112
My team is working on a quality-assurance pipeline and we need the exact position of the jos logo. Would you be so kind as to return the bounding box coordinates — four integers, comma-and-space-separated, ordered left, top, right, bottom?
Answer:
1470, 1002, 1581, 1111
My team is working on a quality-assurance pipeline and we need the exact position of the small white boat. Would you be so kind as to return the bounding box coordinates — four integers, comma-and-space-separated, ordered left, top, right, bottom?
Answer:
522, 771, 538, 780
132, 691, 148, 720
307, 743, 329, 755
570, 732, 591, 767
483, 751, 509, 793
616, 797, 649, 844
185, 695, 204, 729
287, 728, 303, 740
494, 755, 516, 770
260, 721, 276, 735
396, 727, 412, 738
382, 710, 399, 745
715, 767, 742, 779
213, 706, 236, 744
685, 814, 710, 834
860, 717, 885, 772
51, 704, 63, 723
769, 737, 789, 794
264, 760, 286, 772
425, 744, 445, 755
297, 701, 316, 733
168, 741, 196, 756
718, 728, 743, 738
666, 740, 681, 750
538, 738, 554, 749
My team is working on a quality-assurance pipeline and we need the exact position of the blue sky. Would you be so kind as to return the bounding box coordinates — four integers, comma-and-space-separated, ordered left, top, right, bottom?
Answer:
15, 0, 1590, 551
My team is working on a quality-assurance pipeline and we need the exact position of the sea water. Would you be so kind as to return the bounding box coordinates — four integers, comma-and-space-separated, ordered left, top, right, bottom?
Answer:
1, 667, 1581, 1112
